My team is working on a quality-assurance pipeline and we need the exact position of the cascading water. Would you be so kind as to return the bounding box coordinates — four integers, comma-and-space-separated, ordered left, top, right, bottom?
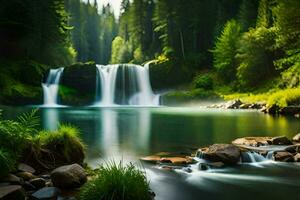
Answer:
94, 63, 160, 106
42, 68, 64, 107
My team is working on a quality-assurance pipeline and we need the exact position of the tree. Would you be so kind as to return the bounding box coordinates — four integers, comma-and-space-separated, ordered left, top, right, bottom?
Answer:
212, 20, 242, 82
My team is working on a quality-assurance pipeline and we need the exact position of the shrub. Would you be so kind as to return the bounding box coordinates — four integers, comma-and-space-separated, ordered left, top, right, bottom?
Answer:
193, 74, 213, 90
267, 88, 300, 109
33, 124, 85, 168
0, 149, 16, 178
0, 109, 39, 157
212, 20, 242, 82
79, 161, 152, 200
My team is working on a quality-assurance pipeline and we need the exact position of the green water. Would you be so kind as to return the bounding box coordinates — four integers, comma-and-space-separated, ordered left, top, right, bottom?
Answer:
1, 106, 300, 200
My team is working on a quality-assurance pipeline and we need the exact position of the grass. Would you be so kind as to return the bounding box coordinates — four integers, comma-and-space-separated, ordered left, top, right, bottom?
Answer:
34, 124, 85, 166
0, 110, 86, 171
222, 87, 300, 109
0, 149, 16, 178
79, 161, 152, 200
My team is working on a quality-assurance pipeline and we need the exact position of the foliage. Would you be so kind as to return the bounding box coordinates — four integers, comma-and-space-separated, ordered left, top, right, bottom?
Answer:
79, 161, 152, 200
236, 27, 277, 88
35, 124, 85, 164
267, 88, 300, 108
0, 149, 16, 178
0, 109, 39, 157
212, 20, 242, 82
193, 74, 214, 90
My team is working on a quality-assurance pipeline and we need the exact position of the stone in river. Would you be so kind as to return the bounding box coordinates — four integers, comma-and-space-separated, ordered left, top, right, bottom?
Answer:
198, 144, 241, 165
50, 164, 87, 189
29, 178, 46, 189
273, 151, 294, 162
292, 133, 300, 143
232, 137, 273, 147
140, 156, 161, 164
271, 136, 292, 145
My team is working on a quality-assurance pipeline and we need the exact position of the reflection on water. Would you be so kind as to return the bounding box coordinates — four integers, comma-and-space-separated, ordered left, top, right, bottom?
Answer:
2, 107, 300, 200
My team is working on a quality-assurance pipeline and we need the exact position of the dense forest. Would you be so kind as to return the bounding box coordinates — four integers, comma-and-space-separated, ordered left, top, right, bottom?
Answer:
0, 0, 299, 103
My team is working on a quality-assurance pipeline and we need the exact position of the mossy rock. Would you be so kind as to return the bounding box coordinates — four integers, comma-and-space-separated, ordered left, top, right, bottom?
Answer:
59, 62, 97, 106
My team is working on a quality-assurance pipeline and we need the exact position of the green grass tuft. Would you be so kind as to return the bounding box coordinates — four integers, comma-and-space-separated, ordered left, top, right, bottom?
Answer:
79, 161, 152, 200
35, 124, 85, 165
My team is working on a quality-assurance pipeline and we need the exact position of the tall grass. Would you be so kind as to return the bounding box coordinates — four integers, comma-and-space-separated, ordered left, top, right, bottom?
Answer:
79, 161, 152, 200
0, 149, 16, 178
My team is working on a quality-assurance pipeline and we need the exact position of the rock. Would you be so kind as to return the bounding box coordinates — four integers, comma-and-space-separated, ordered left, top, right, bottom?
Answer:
207, 162, 225, 168
50, 164, 87, 189
284, 145, 300, 153
292, 133, 300, 143
273, 151, 294, 162
18, 163, 36, 174
159, 157, 195, 165
0, 185, 26, 200
294, 153, 300, 162
16, 172, 36, 181
198, 163, 209, 171
140, 156, 161, 164
270, 136, 292, 145
29, 178, 46, 189
0, 183, 10, 187
2, 174, 22, 185
239, 104, 251, 109
21, 181, 36, 191
225, 100, 243, 109
232, 137, 273, 147
31, 187, 60, 200
182, 167, 192, 173
198, 144, 241, 165
40, 175, 51, 180
279, 106, 300, 115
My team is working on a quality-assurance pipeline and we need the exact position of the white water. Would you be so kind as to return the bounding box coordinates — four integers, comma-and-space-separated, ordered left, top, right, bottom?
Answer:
94, 63, 160, 106
42, 68, 64, 107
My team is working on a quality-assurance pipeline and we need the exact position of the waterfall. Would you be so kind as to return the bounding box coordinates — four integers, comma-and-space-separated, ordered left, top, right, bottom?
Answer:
94, 64, 159, 106
42, 67, 64, 107
241, 152, 267, 163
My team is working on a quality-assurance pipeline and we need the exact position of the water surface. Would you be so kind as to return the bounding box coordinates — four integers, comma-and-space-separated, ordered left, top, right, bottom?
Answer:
1, 106, 300, 200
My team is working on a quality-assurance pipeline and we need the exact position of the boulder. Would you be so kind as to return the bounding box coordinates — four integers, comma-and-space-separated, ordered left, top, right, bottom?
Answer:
273, 151, 294, 162
50, 164, 87, 189
198, 144, 241, 165
232, 137, 273, 147
21, 181, 36, 191
271, 136, 293, 145
225, 100, 243, 109
294, 153, 300, 162
292, 133, 300, 143
16, 172, 36, 181
140, 156, 161, 164
2, 174, 22, 185
159, 157, 194, 165
18, 163, 35, 174
0, 185, 25, 200
31, 187, 60, 200
29, 178, 46, 189
279, 106, 300, 115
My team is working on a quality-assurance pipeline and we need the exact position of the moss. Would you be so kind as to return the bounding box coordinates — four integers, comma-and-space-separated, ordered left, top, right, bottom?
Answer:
79, 161, 152, 200
30, 124, 86, 169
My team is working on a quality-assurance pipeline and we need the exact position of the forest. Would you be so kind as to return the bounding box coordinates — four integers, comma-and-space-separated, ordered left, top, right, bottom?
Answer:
1, 1, 300, 200
0, 0, 299, 102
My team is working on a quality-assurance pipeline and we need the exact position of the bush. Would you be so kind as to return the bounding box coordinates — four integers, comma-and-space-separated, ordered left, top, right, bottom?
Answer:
0, 149, 16, 178
79, 161, 152, 200
212, 20, 242, 82
236, 27, 277, 88
0, 109, 39, 157
33, 124, 85, 168
267, 88, 300, 109
193, 74, 213, 90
